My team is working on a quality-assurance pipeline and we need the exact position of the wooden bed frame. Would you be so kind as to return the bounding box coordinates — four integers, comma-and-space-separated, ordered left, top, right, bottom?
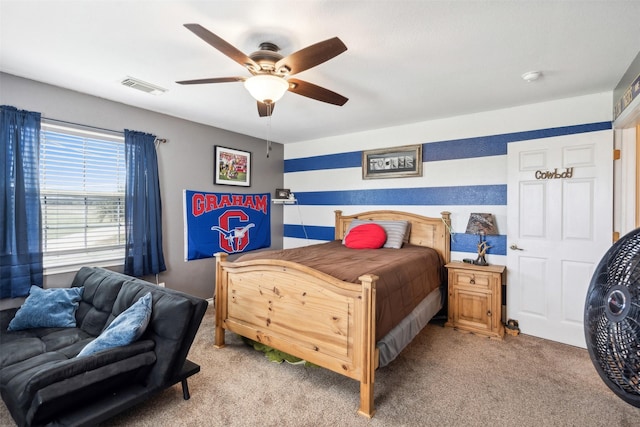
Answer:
214, 210, 451, 417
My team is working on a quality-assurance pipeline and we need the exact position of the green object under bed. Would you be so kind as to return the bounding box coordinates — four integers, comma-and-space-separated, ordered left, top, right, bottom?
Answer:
241, 336, 316, 367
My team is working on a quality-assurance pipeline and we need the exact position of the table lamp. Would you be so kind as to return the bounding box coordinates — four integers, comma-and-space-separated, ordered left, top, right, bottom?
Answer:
465, 213, 498, 266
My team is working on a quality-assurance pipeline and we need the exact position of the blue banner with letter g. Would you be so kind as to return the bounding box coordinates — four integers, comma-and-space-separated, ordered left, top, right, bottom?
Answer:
183, 190, 271, 260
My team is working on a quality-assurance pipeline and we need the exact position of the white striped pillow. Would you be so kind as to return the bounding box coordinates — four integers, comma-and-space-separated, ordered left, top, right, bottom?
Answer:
343, 219, 410, 249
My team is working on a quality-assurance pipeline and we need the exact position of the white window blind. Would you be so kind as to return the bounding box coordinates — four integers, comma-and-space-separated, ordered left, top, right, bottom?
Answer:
40, 122, 126, 273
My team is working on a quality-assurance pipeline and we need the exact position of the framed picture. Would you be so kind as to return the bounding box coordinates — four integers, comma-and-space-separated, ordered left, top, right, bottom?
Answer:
214, 146, 251, 187
362, 144, 423, 179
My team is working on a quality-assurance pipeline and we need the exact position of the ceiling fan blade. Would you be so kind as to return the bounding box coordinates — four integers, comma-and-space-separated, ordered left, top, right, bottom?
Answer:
176, 77, 245, 85
287, 78, 348, 106
184, 24, 259, 72
257, 102, 275, 117
275, 37, 347, 76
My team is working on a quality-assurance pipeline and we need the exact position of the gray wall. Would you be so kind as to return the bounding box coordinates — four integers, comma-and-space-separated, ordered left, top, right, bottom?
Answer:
0, 72, 285, 301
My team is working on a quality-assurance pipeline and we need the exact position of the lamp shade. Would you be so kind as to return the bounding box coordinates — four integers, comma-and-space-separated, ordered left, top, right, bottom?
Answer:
244, 75, 289, 104
465, 213, 498, 235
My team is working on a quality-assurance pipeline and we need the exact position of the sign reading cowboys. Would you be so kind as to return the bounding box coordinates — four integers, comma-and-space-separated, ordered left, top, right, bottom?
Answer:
183, 190, 271, 260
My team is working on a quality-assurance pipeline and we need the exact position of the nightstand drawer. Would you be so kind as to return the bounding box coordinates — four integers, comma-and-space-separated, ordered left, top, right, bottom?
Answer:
451, 270, 491, 290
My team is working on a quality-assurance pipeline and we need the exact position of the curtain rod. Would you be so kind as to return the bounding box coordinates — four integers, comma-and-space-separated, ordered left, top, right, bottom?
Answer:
43, 116, 167, 144
43, 117, 123, 135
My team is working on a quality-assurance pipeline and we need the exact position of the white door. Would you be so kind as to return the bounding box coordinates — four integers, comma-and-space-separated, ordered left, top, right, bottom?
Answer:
507, 131, 612, 348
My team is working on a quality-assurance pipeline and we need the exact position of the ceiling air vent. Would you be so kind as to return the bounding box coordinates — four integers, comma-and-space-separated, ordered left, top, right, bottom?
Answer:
121, 77, 167, 95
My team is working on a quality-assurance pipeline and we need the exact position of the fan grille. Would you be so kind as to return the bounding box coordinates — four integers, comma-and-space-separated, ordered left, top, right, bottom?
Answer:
585, 228, 640, 406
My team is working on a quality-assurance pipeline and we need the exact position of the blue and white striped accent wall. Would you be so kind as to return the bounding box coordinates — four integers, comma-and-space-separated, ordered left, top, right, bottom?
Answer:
281, 94, 613, 265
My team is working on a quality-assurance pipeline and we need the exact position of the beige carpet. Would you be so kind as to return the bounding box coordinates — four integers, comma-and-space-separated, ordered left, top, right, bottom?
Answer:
2, 306, 639, 426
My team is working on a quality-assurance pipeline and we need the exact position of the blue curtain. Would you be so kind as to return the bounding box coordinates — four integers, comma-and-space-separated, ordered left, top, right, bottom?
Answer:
124, 129, 166, 277
0, 106, 43, 298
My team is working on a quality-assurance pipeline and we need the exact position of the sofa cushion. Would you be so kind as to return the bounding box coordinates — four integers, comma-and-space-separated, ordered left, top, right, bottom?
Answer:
77, 292, 152, 357
0, 338, 44, 369
1, 328, 94, 369
7, 286, 84, 331
73, 267, 126, 337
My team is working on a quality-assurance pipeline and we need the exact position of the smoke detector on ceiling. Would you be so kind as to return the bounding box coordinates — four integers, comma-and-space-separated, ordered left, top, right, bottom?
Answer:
121, 77, 167, 95
521, 71, 542, 83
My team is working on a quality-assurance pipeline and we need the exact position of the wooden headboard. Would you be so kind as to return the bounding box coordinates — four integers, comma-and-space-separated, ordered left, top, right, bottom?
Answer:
334, 210, 451, 264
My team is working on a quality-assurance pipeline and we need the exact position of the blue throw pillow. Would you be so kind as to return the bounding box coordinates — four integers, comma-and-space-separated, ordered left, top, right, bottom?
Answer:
77, 292, 152, 357
8, 285, 84, 331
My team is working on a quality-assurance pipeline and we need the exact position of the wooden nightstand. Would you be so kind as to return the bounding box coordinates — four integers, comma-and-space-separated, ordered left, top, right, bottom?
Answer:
445, 262, 506, 340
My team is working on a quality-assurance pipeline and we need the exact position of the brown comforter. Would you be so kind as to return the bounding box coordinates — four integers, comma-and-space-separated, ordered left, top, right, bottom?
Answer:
237, 240, 443, 340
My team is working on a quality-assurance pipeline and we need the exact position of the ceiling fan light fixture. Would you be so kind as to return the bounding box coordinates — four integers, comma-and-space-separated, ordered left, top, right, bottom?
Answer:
244, 74, 289, 104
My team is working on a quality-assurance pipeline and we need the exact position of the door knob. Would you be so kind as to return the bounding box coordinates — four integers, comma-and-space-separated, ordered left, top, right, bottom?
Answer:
510, 244, 524, 251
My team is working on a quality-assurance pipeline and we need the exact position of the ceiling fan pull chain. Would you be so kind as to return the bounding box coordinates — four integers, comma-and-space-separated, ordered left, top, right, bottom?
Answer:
266, 104, 272, 158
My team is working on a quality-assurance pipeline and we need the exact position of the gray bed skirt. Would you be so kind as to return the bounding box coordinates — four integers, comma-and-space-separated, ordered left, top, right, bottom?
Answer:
377, 287, 442, 367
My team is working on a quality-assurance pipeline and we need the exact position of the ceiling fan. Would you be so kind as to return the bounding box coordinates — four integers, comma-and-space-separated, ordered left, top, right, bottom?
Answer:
176, 24, 349, 117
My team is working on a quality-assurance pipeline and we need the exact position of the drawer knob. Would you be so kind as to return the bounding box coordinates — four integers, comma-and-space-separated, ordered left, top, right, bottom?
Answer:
487, 310, 492, 317
470, 276, 476, 285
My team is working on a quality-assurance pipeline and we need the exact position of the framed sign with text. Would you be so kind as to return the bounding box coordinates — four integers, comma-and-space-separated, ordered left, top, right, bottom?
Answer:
362, 144, 423, 179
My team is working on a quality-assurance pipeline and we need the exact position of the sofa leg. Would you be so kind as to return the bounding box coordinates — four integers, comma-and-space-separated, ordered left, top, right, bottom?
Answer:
181, 379, 191, 400
176, 359, 200, 400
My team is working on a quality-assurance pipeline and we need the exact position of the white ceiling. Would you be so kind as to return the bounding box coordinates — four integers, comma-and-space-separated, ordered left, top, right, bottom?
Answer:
1, 1, 639, 144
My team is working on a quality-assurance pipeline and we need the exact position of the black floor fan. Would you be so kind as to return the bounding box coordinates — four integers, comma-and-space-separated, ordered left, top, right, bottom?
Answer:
584, 227, 640, 407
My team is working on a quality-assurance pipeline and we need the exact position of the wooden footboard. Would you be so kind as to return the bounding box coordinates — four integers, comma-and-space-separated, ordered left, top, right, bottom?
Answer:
214, 253, 379, 417
214, 210, 450, 417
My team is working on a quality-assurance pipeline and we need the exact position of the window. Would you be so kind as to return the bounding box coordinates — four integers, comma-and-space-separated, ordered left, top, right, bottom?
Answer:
40, 122, 125, 273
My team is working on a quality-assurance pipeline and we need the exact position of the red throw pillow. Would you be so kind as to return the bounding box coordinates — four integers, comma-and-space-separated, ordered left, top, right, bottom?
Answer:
344, 223, 387, 249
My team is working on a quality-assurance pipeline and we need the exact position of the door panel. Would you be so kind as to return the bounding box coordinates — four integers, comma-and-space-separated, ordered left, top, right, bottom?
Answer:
455, 289, 492, 332
518, 256, 546, 316
563, 180, 594, 240
561, 260, 593, 323
520, 182, 546, 237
